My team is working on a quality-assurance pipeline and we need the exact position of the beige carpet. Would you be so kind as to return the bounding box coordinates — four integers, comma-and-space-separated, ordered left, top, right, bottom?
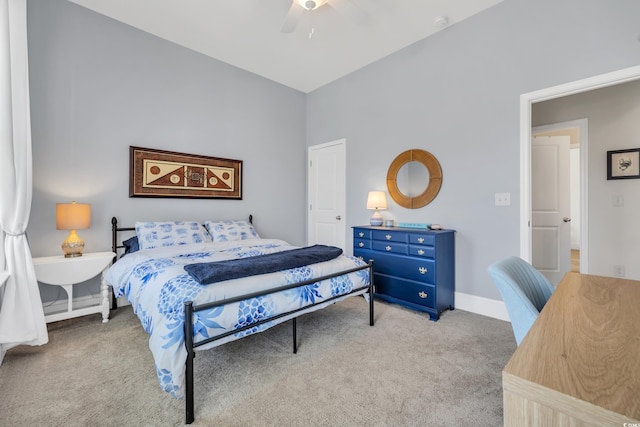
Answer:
0, 297, 515, 426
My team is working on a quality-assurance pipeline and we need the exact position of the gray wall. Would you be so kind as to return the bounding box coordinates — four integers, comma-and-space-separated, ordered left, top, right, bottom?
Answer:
27, 0, 306, 300
533, 80, 640, 280
306, 0, 640, 300
26, 0, 640, 305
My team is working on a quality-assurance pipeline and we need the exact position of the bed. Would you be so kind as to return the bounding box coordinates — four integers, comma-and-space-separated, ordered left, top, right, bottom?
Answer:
105, 216, 374, 424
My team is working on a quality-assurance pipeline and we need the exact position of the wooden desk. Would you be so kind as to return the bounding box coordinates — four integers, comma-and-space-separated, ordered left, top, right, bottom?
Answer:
503, 272, 640, 426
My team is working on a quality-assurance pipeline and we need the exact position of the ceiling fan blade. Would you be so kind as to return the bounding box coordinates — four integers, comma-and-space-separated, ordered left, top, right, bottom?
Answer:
281, 2, 304, 33
327, 0, 368, 25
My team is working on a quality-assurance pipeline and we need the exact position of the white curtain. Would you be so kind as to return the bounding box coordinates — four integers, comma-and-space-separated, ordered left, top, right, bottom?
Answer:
0, 0, 48, 358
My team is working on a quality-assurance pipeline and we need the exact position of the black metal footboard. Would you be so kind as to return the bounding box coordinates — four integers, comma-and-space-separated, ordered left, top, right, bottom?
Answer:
183, 261, 374, 424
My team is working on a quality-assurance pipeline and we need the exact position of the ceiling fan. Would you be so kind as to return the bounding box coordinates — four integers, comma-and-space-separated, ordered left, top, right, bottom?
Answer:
280, 0, 367, 34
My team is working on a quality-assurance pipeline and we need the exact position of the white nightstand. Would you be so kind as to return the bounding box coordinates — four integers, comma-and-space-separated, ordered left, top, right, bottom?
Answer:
33, 251, 116, 323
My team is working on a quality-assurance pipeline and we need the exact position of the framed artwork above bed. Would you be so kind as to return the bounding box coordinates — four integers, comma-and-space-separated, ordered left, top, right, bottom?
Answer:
129, 146, 242, 199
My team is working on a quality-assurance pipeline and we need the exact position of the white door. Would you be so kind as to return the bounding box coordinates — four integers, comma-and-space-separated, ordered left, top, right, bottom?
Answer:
307, 139, 346, 250
531, 135, 571, 285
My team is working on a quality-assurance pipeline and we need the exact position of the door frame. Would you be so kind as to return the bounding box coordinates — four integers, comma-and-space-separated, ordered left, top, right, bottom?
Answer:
532, 118, 589, 273
520, 64, 640, 263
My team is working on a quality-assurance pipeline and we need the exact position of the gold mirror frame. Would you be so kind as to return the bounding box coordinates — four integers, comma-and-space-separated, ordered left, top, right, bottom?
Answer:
387, 149, 442, 209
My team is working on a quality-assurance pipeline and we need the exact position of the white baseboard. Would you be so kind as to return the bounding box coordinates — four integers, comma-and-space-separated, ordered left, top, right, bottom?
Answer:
454, 291, 510, 322
116, 296, 130, 307
43, 293, 130, 321
42, 294, 102, 316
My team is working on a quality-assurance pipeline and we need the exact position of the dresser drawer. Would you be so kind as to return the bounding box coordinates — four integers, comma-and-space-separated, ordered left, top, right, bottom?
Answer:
372, 230, 408, 243
402, 258, 435, 283
375, 274, 436, 309
372, 241, 408, 255
356, 249, 434, 283
409, 245, 435, 258
354, 229, 371, 239
354, 239, 370, 250
409, 234, 435, 246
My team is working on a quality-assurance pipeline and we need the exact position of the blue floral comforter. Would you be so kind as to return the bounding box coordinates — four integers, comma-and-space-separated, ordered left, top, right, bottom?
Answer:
104, 238, 370, 398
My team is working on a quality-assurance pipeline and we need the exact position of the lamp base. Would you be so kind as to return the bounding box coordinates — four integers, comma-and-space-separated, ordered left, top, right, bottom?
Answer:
63, 252, 83, 258
369, 210, 383, 226
61, 229, 85, 258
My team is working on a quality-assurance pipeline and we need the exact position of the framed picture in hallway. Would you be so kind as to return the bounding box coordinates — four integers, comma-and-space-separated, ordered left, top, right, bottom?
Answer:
607, 148, 640, 180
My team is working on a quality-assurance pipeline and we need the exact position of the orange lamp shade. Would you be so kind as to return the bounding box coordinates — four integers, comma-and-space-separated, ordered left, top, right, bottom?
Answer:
56, 202, 91, 230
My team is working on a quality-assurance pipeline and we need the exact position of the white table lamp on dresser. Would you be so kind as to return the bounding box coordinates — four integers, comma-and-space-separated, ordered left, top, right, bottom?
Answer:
367, 191, 387, 226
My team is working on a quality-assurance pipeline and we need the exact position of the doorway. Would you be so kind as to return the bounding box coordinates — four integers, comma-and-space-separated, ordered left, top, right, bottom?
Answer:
532, 119, 588, 282
519, 65, 640, 269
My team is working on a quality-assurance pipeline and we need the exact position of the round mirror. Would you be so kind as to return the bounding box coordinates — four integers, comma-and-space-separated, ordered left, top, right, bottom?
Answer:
396, 161, 430, 197
387, 149, 442, 209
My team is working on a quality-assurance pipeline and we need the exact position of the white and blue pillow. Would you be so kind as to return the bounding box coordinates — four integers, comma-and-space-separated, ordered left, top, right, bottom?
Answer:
135, 221, 212, 250
204, 220, 260, 242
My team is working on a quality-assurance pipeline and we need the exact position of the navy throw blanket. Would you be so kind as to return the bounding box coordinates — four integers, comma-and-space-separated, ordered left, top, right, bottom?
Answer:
184, 245, 343, 285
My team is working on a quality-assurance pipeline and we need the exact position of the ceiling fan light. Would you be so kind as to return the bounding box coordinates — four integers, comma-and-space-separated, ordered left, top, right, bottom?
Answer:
296, 0, 327, 10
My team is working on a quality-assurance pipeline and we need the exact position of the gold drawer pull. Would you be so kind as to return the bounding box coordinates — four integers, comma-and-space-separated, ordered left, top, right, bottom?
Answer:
418, 237, 424, 243
418, 291, 428, 299
418, 249, 424, 255
359, 232, 364, 237
419, 267, 427, 274
385, 246, 392, 251
385, 234, 392, 240
359, 242, 364, 247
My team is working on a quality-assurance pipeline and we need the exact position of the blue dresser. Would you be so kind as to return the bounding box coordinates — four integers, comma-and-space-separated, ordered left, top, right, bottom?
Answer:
353, 226, 455, 321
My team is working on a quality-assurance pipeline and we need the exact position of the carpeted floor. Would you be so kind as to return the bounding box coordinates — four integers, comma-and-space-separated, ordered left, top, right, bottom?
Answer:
0, 297, 515, 427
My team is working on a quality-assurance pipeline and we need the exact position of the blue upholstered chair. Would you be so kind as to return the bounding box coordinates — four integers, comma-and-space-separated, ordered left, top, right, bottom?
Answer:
487, 256, 555, 346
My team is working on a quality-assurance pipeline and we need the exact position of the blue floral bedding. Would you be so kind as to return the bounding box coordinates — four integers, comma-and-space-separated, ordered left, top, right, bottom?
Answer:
104, 238, 370, 398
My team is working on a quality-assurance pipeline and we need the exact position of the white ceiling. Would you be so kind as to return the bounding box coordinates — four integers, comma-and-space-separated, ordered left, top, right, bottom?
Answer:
68, 0, 504, 93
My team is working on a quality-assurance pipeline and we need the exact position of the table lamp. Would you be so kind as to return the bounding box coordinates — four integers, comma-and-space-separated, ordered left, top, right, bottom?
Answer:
56, 201, 91, 258
366, 191, 387, 226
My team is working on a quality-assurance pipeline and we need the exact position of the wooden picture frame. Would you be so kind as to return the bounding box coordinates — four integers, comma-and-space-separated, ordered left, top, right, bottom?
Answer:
129, 146, 242, 199
607, 148, 640, 180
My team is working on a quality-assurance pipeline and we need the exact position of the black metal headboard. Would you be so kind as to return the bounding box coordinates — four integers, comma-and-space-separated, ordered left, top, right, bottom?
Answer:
111, 214, 254, 262
111, 217, 134, 261
109, 215, 253, 310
